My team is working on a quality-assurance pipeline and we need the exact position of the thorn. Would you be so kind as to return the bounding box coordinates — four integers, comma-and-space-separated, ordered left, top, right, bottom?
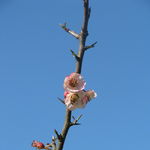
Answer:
57, 97, 65, 104
54, 129, 59, 136
74, 123, 81, 126
84, 41, 97, 51
72, 116, 76, 120
70, 49, 80, 61
74, 114, 83, 124
70, 122, 81, 126
77, 114, 83, 121
54, 129, 61, 140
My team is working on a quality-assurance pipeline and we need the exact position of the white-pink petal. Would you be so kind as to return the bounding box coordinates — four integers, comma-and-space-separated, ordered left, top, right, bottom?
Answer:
64, 72, 86, 93
64, 91, 86, 110
86, 90, 97, 100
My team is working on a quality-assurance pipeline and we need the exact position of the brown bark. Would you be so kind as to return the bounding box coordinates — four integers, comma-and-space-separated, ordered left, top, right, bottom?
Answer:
57, 1, 91, 150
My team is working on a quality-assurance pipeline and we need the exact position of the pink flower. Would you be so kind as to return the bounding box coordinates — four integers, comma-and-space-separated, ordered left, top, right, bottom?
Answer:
64, 72, 86, 93
32, 140, 45, 149
86, 90, 97, 101
64, 90, 87, 110
64, 90, 97, 110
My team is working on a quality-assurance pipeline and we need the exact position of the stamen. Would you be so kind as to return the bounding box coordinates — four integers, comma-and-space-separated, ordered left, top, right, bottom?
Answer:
70, 94, 79, 104
69, 78, 78, 87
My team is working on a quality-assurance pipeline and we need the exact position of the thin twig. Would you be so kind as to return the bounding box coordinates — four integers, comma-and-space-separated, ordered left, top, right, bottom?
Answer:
84, 41, 97, 51
60, 23, 80, 39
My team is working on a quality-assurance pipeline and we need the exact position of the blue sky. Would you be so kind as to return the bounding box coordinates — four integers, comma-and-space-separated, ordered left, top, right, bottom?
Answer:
0, 0, 150, 150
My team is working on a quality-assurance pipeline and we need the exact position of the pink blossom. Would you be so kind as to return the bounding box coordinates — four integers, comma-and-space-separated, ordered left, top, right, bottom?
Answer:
64, 90, 87, 110
64, 90, 97, 110
86, 90, 97, 101
64, 72, 86, 93
32, 140, 45, 149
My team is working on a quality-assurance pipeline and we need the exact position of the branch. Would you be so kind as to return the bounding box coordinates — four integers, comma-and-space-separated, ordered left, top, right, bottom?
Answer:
76, 0, 91, 73
57, 1, 91, 150
57, 109, 71, 150
60, 23, 80, 39
31, 1, 96, 150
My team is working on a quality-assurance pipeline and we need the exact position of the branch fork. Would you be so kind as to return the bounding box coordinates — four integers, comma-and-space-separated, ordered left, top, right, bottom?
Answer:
70, 114, 83, 126
54, 130, 63, 142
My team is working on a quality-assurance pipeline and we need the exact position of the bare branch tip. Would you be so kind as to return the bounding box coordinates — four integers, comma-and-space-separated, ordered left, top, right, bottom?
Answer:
59, 23, 67, 28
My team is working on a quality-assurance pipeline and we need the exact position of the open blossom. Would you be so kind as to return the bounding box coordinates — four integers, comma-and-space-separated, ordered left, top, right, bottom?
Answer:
64, 72, 86, 93
64, 90, 87, 110
32, 140, 45, 149
64, 90, 97, 110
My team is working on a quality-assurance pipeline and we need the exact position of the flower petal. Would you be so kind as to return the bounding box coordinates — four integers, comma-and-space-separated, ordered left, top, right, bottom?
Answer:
64, 72, 86, 93
64, 91, 87, 110
86, 90, 97, 101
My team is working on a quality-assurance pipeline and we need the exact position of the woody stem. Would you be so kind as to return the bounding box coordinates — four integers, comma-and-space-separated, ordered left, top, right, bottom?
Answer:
57, 1, 91, 150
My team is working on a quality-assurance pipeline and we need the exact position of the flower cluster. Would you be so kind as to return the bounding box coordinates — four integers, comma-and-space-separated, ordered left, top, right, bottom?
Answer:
64, 72, 97, 110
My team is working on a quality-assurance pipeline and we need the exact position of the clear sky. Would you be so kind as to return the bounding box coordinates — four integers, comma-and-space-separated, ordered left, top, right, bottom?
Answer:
0, 0, 150, 150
